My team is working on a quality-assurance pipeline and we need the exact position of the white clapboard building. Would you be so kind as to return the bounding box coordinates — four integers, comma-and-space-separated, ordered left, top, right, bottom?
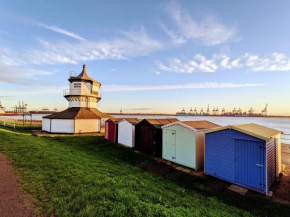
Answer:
42, 64, 112, 134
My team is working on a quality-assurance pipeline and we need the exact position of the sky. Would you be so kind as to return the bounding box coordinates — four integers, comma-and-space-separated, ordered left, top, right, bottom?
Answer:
0, 0, 290, 115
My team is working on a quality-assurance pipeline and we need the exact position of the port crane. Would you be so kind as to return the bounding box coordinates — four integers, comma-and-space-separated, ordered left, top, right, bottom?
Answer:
194, 107, 197, 115
206, 105, 210, 115
212, 107, 215, 115
189, 107, 193, 114
248, 108, 254, 115
181, 107, 186, 114
11, 101, 27, 113
216, 107, 219, 115
221, 108, 225, 114
0, 101, 5, 110
232, 108, 237, 115
262, 104, 268, 116
200, 108, 204, 115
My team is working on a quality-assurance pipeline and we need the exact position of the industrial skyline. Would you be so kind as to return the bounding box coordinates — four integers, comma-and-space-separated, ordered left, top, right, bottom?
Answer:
0, 1, 290, 115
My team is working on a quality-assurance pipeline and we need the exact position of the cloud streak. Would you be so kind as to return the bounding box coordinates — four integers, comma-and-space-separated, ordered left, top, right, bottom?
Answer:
161, 1, 237, 46
158, 52, 290, 73
0, 64, 52, 85
0, 82, 263, 96
102, 82, 263, 92
0, 27, 164, 66
34, 22, 86, 41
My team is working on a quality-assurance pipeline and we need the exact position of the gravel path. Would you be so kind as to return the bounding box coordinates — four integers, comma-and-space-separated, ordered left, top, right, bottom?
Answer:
0, 152, 36, 217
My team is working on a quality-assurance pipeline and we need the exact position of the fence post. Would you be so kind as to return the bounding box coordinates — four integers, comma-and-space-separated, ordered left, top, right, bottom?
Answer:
14, 122, 15, 129
4, 120, 5, 127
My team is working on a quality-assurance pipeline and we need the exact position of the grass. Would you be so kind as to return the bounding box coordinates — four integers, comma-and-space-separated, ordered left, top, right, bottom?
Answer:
0, 126, 289, 216
0, 120, 42, 131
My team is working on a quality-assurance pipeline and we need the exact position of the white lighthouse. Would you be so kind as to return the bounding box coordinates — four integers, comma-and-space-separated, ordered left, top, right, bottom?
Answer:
42, 64, 112, 134
65, 64, 102, 109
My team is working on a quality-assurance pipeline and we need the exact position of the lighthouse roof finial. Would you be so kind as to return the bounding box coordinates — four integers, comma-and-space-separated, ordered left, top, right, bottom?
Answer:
68, 64, 101, 85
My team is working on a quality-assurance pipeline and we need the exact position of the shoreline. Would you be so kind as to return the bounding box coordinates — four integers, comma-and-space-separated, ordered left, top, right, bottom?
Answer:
1, 112, 290, 118
108, 113, 290, 118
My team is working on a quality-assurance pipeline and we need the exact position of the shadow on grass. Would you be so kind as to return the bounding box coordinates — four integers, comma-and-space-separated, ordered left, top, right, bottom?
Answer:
0, 126, 289, 216
48, 135, 290, 216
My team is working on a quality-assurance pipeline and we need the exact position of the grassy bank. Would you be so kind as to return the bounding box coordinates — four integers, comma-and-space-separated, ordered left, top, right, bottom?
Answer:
0, 120, 42, 131
0, 126, 289, 216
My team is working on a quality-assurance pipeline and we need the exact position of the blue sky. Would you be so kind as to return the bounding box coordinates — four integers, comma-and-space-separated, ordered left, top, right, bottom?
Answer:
0, 0, 290, 115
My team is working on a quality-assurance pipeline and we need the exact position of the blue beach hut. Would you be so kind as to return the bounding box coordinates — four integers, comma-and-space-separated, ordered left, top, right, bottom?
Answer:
205, 123, 282, 194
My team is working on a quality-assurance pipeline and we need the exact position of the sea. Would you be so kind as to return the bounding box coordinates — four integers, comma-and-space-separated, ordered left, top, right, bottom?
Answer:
114, 115, 290, 145
4, 114, 290, 145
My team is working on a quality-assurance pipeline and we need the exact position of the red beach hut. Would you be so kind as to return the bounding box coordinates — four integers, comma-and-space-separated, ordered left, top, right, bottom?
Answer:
105, 118, 123, 143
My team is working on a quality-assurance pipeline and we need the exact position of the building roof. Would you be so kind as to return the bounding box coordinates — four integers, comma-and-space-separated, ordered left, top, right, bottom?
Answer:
118, 118, 140, 125
68, 64, 101, 85
161, 120, 220, 132
107, 118, 124, 122
182, 121, 220, 129
143, 118, 179, 126
43, 108, 112, 120
205, 123, 282, 141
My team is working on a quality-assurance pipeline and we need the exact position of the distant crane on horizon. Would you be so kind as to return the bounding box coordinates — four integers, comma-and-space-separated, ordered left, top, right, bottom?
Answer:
189, 107, 193, 114
206, 105, 210, 115
216, 107, 219, 115
194, 107, 197, 115
221, 108, 226, 114
200, 108, 204, 115
262, 104, 268, 116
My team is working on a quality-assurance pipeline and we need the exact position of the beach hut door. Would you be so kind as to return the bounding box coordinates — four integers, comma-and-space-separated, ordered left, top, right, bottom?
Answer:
165, 130, 176, 162
235, 139, 265, 191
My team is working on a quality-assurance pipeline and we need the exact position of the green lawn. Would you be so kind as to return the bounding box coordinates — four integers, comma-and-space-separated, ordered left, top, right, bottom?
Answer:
0, 126, 289, 217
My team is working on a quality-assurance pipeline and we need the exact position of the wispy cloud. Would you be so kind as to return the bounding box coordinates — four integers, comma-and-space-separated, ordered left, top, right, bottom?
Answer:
158, 22, 186, 44
161, 1, 237, 46
158, 52, 290, 73
0, 27, 164, 66
102, 82, 263, 92
0, 64, 52, 85
245, 53, 290, 71
33, 22, 86, 41
0, 82, 263, 96
0, 86, 65, 96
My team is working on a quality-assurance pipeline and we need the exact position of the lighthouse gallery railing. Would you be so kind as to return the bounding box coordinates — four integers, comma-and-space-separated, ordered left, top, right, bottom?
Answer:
63, 89, 102, 98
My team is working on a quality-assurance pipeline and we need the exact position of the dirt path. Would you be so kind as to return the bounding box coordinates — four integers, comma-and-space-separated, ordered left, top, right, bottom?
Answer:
0, 152, 36, 217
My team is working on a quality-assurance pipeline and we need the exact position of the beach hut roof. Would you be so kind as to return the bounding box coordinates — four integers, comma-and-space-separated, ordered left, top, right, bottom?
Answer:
161, 120, 220, 132
68, 64, 101, 85
118, 118, 141, 125
205, 123, 282, 141
107, 117, 124, 122
145, 118, 179, 126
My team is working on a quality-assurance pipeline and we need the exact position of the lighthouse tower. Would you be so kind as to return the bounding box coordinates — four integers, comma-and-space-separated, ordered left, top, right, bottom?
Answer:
42, 64, 112, 134
64, 64, 102, 109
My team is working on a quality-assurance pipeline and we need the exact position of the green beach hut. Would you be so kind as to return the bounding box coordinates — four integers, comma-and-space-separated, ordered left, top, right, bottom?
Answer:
161, 121, 220, 170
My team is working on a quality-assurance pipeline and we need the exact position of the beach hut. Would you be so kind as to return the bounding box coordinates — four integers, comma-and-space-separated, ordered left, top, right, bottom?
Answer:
117, 118, 140, 148
135, 118, 178, 157
161, 121, 220, 170
104, 118, 123, 143
205, 123, 282, 194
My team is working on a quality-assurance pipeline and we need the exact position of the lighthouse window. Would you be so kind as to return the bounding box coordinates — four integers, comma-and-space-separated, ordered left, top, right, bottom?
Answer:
74, 83, 81, 88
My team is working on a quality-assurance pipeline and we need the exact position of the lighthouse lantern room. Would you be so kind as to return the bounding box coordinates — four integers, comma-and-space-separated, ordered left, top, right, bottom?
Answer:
42, 64, 112, 134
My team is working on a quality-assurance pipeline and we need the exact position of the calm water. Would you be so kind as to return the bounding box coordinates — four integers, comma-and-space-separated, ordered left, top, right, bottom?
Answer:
114, 115, 290, 145
4, 114, 290, 144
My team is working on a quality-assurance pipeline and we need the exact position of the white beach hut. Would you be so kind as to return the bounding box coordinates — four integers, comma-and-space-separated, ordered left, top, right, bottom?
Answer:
118, 118, 140, 148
